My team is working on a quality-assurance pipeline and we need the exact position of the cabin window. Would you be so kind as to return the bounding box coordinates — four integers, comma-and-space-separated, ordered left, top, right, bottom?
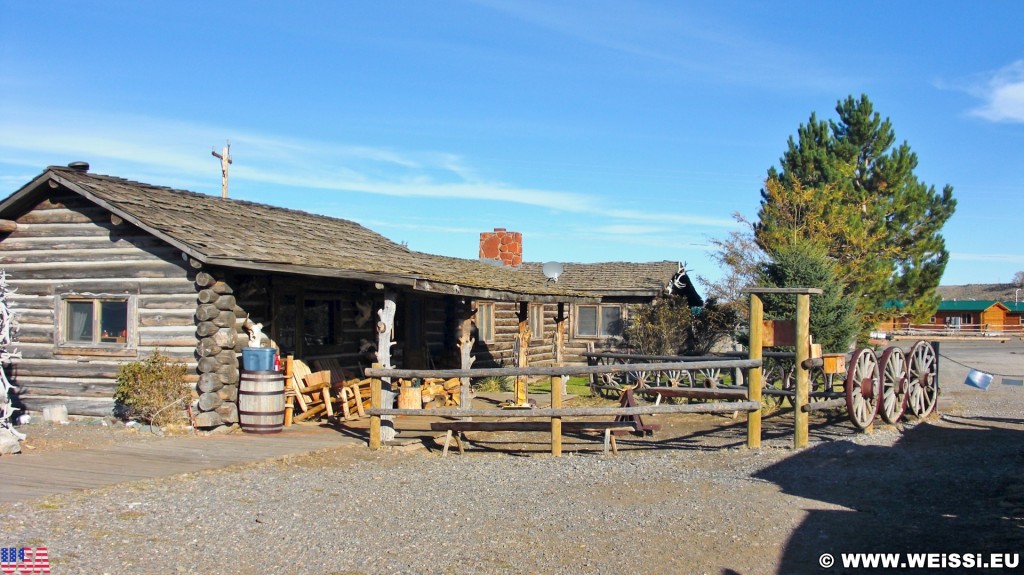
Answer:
529, 304, 545, 339
475, 302, 495, 343
304, 296, 340, 347
60, 296, 132, 348
575, 305, 624, 338
275, 294, 299, 353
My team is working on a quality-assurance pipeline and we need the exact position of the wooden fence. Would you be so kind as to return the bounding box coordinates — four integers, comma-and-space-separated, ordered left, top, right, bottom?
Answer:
364, 359, 762, 456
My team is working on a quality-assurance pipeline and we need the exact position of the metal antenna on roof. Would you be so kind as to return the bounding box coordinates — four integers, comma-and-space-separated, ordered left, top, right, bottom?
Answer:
211, 140, 232, 198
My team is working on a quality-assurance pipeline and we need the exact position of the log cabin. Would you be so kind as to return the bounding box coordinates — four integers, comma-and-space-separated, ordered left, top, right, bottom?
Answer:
877, 299, 1024, 335
472, 228, 702, 366
0, 163, 604, 426
0, 163, 704, 427
929, 300, 1013, 332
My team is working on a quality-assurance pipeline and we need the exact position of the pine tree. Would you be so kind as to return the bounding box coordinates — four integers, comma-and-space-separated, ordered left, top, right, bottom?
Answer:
758, 239, 859, 353
758, 95, 956, 324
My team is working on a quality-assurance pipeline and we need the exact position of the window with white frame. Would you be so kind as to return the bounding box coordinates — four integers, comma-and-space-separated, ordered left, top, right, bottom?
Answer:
60, 295, 132, 348
475, 302, 495, 343
529, 303, 545, 340
575, 304, 624, 338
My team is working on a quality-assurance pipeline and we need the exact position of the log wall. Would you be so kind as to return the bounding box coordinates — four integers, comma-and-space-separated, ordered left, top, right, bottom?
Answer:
1, 191, 200, 416
480, 301, 636, 367
0, 187, 625, 421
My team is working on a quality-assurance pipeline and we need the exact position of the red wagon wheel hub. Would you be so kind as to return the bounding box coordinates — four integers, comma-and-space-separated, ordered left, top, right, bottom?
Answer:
860, 377, 875, 399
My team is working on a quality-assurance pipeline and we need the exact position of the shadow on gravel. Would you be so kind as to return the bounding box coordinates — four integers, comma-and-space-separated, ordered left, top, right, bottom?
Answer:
754, 416, 1024, 574
612, 409, 863, 453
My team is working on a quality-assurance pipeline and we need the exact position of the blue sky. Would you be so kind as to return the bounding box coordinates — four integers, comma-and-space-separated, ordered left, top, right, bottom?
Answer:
1, 1, 1022, 288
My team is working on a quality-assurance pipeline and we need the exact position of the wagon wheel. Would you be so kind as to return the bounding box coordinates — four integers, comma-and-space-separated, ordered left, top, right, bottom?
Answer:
906, 341, 938, 418
760, 357, 793, 410
628, 369, 653, 389
600, 371, 624, 388
664, 369, 687, 387
678, 369, 696, 387
878, 346, 909, 424
809, 366, 840, 403
697, 367, 721, 388
589, 356, 625, 397
845, 348, 880, 430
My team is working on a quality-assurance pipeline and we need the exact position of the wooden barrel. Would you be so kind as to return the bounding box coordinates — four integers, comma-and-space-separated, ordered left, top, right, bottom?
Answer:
239, 370, 285, 434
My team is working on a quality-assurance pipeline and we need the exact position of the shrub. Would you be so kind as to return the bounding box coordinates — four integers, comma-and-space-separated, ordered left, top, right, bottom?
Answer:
624, 295, 740, 356
473, 375, 514, 393
624, 296, 692, 355
759, 238, 859, 353
114, 351, 190, 427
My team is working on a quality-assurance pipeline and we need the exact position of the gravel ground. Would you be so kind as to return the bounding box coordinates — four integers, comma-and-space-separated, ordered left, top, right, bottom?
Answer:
3, 340, 1023, 575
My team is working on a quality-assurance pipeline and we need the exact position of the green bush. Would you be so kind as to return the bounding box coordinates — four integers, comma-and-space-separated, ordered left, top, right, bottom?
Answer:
759, 238, 859, 353
114, 351, 190, 427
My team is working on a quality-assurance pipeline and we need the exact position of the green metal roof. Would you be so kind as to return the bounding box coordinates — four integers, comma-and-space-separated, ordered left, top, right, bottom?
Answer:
937, 300, 1006, 312
1003, 301, 1024, 313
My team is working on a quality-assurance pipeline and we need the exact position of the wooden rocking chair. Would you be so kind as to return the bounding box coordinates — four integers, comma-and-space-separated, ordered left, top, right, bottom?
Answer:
334, 378, 373, 420
287, 360, 335, 422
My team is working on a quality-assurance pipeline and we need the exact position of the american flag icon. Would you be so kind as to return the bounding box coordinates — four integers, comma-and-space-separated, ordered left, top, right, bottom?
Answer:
0, 547, 50, 574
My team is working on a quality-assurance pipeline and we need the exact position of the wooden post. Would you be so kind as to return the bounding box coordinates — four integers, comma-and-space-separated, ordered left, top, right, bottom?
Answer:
377, 293, 397, 441
369, 375, 382, 450
458, 300, 475, 411
794, 293, 811, 449
551, 371, 563, 456
513, 301, 531, 407
211, 141, 232, 199
283, 355, 294, 427
555, 303, 568, 396
747, 293, 764, 449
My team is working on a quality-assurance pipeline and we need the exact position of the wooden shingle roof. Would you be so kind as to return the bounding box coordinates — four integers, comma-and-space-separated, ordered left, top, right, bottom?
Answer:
518, 260, 703, 305
1, 165, 597, 303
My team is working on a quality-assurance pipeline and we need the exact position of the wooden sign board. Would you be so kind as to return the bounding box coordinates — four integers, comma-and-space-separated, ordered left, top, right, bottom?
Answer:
761, 320, 796, 347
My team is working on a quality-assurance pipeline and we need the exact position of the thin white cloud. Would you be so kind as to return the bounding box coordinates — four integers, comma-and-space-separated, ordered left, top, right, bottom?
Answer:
607, 208, 740, 228
0, 105, 737, 230
467, 0, 852, 92
966, 60, 1024, 123
951, 252, 1024, 264
592, 224, 671, 236
358, 218, 481, 236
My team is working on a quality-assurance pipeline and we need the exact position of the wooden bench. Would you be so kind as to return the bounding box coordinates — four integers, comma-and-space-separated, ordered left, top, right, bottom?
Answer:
429, 420, 634, 456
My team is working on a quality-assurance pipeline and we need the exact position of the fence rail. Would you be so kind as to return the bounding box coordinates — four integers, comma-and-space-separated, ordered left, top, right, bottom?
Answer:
886, 323, 1024, 337
364, 358, 764, 455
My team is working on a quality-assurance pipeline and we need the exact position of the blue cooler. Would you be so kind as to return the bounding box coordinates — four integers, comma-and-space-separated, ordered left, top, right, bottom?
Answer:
242, 347, 276, 371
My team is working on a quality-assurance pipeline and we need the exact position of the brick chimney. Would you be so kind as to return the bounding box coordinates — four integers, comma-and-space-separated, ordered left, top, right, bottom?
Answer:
479, 228, 522, 267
